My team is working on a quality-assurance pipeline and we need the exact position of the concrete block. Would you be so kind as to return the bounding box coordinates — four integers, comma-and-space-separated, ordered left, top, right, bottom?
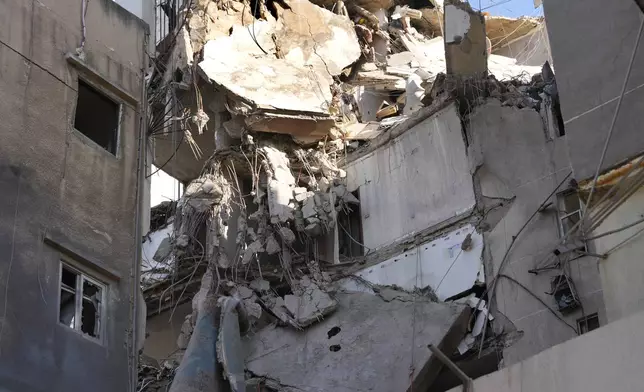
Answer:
283, 282, 337, 327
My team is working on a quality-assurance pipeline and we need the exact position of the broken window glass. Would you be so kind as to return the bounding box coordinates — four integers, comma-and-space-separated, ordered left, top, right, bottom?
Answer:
58, 262, 105, 340
59, 266, 78, 328
81, 280, 101, 338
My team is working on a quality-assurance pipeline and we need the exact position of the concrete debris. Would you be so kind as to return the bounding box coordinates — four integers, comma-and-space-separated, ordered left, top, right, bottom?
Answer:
249, 278, 271, 292
245, 292, 468, 392
182, 174, 225, 212
265, 234, 281, 255
242, 240, 264, 264
141, 0, 553, 389
283, 280, 337, 327
262, 145, 296, 224
217, 297, 248, 392
138, 356, 178, 392
279, 227, 297, 245
273, 0, 361, 76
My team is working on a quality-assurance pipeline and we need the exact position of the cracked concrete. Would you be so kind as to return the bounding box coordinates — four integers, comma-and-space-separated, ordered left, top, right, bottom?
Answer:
245, 292, 469, 392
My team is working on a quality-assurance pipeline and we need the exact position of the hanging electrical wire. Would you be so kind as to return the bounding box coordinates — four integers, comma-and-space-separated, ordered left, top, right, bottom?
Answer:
474, 171, 572, 357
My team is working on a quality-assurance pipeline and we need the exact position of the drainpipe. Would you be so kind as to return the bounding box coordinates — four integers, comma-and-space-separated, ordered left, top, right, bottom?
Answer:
131, 29, 150, 392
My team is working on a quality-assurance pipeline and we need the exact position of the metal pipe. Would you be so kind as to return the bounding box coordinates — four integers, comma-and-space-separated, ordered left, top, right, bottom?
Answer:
427, 344, 473, 392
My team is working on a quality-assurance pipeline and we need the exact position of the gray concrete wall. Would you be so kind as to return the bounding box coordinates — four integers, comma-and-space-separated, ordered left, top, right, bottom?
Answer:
467, 100, 605, 365
543, 0, 644, 180
0, 0, 147, 390
345, 103, 476, 250
591, 185, 644, 324
447, 309, 644, 392
144, 302, 192, 362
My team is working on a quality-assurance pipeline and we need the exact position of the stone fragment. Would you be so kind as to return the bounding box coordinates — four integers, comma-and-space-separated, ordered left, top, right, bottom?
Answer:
283, 283, 337, 327
266, 235, 281, 255
242, 240, 264, 264
318, 177, 331, 192
279, 227, 296, 245
302, 197, 317, 219
305, 222, 322, 236
250, 279, 270, 292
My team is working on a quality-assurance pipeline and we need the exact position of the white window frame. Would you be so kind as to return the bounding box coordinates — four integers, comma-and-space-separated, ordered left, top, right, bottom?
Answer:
556, 190, 589, 251
58, 261, 107, 344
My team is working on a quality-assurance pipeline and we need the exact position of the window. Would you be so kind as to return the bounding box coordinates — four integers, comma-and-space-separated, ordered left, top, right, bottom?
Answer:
74, 79, 120, 155
338, 190, 363, 259
549, 275, 580, 314
556, 190, 589, 256
577, 313, 600, 334
59, 263, 105, 340
557, 191, 583, 237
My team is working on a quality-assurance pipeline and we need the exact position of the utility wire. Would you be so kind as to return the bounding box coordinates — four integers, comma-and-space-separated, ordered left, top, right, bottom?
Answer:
498, 274, 579, 334
584, 214, 644, 242
475, 171, 572, 357
582, 17, 644, 222
605, 224, 644, 255
146, 133, 185, 178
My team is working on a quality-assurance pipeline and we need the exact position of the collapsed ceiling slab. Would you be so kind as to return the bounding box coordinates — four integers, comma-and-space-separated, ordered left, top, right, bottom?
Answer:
197, 0, 361, 139
245, 292, 469, 392
485, 15, 543, 49
199, 39, 333, 115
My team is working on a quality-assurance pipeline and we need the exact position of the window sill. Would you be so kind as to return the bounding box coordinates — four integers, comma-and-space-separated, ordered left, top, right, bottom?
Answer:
66, 53, 139, 107
45, 234, 121, 282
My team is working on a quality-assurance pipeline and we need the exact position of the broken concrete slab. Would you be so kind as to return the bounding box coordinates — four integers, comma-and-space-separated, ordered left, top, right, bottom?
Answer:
197, 0, 362, 143
186, 0, 257, 53
283, 282, 337, 327
485, 15, 542, 49
273, 0, 361, 76
245, 114, 337, 142
262, 146, 296, 224
217, 297, 247, 392
341, 122, 382, 140
200, 40, 332, 115
245, 292, 469, 392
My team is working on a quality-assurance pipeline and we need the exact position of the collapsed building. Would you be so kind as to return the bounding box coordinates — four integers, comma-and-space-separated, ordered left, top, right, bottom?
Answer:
136, 0, 612, 390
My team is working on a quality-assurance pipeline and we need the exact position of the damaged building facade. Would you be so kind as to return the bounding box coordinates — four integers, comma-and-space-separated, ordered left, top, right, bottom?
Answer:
0, 0, 150, 391
139, 0, 644, 390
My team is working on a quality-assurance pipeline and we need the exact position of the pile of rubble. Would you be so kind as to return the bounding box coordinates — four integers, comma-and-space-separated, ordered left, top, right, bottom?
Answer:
139, 0, 552, 389
148, 0, 544, 148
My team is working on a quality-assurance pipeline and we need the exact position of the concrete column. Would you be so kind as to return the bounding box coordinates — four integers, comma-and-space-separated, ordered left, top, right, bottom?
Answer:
443, 0, 487, 77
